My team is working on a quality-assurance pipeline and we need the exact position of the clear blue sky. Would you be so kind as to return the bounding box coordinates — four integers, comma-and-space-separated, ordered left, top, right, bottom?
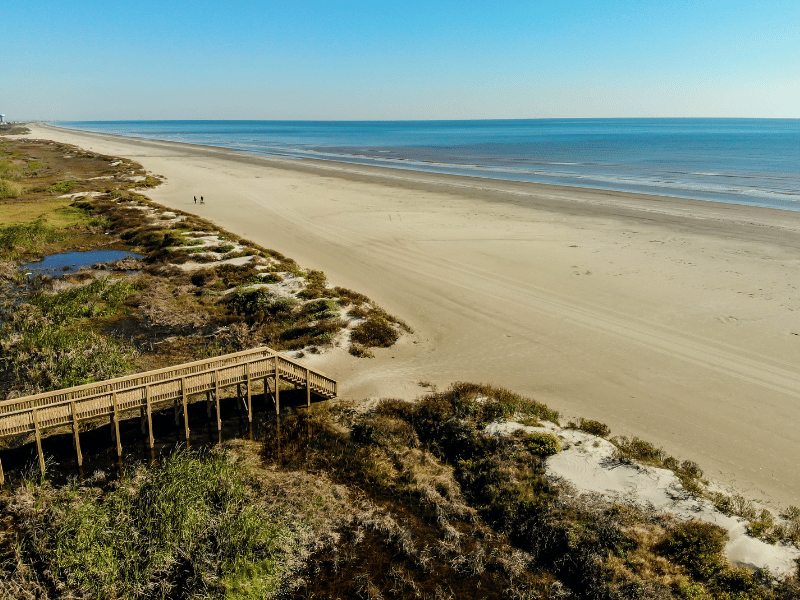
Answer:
4, 0, 798, 120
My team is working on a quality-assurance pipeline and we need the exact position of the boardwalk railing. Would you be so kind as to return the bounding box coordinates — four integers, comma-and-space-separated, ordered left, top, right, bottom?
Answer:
0, 347, 337, 483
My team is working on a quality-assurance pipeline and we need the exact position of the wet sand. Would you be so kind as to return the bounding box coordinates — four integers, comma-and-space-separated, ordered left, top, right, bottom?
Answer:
29, 123, 800, 507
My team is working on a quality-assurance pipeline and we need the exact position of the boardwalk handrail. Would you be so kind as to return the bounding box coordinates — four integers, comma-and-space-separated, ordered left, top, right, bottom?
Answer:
0, 347, 337, 483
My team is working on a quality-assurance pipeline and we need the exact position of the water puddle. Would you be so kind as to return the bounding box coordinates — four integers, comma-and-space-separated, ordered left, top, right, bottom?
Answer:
20, 250, 143, 276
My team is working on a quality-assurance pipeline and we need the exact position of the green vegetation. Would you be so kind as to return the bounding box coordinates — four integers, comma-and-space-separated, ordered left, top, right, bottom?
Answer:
0, 219, 70, 260
659, 520, 728, 580
524, 431, 561, 456
2, 385, 800, 599
350, 314, 399, 347
47, 180, 76, 194
569, 417, 611, 438
1, 447, 312, 599
0, 277, 138, 392
0, 178, 22, 198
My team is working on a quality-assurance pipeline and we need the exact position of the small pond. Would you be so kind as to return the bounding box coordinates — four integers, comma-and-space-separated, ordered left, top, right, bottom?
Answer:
20, 250, 143, 275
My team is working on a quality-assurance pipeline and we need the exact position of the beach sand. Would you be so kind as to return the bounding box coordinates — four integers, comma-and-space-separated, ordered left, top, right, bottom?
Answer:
28, 124, 800, 508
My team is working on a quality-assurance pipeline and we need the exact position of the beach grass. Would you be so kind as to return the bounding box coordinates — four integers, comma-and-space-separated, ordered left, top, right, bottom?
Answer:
1, 446, 307, 599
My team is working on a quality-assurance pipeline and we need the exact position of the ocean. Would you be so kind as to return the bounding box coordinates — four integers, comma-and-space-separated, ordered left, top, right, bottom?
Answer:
54, 119, 800, 212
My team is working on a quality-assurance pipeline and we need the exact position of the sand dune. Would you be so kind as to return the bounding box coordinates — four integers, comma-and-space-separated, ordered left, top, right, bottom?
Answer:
30, 123, 800, 508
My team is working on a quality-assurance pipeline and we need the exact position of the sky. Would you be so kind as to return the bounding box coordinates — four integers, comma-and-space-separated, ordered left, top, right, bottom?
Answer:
3, 0, 799, 120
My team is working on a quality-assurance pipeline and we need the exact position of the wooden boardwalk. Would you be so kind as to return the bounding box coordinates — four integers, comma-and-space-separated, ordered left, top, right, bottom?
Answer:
0, 347, 337, 483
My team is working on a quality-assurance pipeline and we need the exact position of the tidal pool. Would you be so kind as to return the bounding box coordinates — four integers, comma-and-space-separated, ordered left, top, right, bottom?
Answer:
20, 250, 142, 275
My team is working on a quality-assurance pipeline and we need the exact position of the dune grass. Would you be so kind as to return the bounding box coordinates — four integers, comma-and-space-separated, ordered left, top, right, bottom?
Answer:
0, 178, 22, 198
1, 448, 306, 599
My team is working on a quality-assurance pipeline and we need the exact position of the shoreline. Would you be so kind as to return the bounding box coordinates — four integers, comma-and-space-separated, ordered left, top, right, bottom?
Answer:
39, 122, 800, 232
25, 123, 800, 508
47, 121, 800, 215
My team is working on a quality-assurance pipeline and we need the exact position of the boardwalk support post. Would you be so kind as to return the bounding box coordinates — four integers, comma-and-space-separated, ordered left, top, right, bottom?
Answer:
181, 377, 190, 443
306, 367, 311, 408
274, 356, 280, 415
214, 370, 222, 432
111, 392, 122, 460
33, 409, 45, 475
71, 401, 82, 468
246, 362, 252, 423
145, 384, 154, 449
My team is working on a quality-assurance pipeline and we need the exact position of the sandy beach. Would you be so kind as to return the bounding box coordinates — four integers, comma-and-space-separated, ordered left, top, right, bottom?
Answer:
27, 123, 800, 508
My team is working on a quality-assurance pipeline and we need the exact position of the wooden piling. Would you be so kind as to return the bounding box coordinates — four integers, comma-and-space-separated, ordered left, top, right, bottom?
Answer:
246, 362, 252, 423
0, 458, 4, 486
33, 408, 44, 475
111, 392, 122, 459
306, 367, 311, 408
214, 370, 221, 432
274, 356, 280, 415
145, 384, 154, 449
71, 401, 82, 468
181, 377, 190, 442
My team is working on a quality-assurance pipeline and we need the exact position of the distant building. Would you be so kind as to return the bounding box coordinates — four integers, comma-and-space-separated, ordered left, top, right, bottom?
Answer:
0, 115, 5, 125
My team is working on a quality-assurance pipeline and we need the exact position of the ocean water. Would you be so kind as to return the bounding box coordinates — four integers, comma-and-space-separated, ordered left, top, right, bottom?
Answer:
55, 119, 800, 212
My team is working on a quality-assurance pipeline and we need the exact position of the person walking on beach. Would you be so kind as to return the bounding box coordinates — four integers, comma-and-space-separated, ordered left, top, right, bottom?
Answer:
201, 196, 204, 204
194, 196, 197, 204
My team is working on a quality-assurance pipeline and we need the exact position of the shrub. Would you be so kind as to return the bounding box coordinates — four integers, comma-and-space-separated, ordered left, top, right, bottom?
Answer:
47, 180, 76, 194
261, 272, 283, 283
713, 567, 758, 596
572, 418, 610, 438
614, 436, 666, 464
305, 298, 340, 320
332, 286, 370, 306
524, 433, 561, 456
226, 288, 297, 320
658, 520, 728, 579
679, 460, 703, 479
349, 344, 374, 358
214, 263, 261, 288
0, 178, 22, 198
350, 317, 399, 348
191, 268, 216, 287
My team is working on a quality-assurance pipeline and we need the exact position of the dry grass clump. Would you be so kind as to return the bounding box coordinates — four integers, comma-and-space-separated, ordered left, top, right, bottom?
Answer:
613, 436, 706, 497
350, 314, 400, 348
568, 417, 611, 438
0, 178, 22, 198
